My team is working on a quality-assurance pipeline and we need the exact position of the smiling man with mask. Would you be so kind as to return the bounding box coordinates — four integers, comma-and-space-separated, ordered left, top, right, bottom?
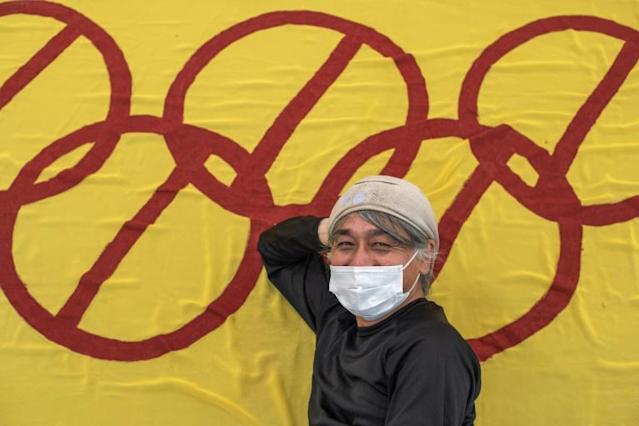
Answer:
258, 175, 481, 425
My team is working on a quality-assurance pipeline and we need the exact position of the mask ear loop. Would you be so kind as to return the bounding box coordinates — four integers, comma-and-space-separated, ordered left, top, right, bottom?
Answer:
401, 250, 421, 296
401, 250, 419, 270
404, 272, 421, 296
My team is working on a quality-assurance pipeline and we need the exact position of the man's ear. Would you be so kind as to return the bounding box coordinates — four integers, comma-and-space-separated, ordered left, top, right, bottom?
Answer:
417, 240, 436, 274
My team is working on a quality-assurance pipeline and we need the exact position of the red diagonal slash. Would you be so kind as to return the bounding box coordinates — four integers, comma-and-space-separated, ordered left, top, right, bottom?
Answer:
0, 25, 81, 110
552, 41, 639, 174
245, 36, 362, 177
56, 169, 188, 326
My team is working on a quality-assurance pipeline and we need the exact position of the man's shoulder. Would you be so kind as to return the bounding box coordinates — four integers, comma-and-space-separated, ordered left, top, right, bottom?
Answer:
388, 300, 475, 360
398, 299, 448, 323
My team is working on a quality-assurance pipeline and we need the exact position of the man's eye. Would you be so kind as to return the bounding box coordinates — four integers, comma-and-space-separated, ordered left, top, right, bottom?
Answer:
335, 241, 355, 249
371, 242, 393, 250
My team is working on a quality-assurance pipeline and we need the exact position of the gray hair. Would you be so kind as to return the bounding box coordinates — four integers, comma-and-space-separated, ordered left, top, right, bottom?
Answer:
328, 210, 437, 295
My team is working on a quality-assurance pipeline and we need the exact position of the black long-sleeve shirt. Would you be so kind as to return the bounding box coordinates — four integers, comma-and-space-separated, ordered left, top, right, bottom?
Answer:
258, 216, 481, 425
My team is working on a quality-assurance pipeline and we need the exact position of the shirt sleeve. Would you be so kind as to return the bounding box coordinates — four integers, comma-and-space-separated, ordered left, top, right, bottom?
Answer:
384, 325, 481, 426
257, 216, 331, 333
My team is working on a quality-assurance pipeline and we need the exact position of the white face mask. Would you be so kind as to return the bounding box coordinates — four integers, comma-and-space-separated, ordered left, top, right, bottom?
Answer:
328, 251, 420, 321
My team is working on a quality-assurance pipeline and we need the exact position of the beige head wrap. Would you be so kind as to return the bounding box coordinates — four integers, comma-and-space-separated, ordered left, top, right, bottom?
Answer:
327, 175, 439, 249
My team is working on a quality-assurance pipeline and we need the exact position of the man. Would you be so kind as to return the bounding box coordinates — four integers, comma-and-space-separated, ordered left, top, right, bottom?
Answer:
258, 175, 480, 425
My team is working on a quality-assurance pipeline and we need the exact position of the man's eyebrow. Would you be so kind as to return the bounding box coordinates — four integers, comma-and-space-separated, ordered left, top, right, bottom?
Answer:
367, 229, 390, 237
367, 229, 402, 242
334, 228, 399, 241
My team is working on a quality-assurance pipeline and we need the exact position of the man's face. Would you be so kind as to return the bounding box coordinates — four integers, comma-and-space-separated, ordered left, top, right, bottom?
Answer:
329, 213, 432, 292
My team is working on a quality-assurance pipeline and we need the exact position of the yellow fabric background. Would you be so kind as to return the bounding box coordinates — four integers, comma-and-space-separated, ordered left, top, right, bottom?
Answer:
1, 0, 638, 425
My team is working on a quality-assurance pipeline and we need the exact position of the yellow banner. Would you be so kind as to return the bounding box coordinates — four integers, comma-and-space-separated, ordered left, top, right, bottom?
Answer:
1, 0, 638, 425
